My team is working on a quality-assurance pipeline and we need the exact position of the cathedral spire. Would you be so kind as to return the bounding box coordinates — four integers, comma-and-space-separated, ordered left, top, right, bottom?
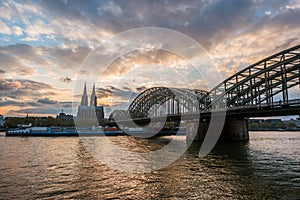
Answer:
83, 82, 87, 95
81, 82, 88, 106
90, 83, 97, 106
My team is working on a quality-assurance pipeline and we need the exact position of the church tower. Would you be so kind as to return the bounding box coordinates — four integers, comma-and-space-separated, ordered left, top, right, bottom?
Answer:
77, 82, 104, 123
90, 83, 97, 106
80, 82, 88, 106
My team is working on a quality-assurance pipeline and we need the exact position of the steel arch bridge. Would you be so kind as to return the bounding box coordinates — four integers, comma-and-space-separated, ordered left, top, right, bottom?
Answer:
128, 87, 208, 118
201, 44, 300, 111
108, 110, 130, 122
109, 45, 300, 120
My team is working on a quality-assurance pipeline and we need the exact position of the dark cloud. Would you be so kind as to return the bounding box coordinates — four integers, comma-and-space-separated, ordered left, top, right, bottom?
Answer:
37, 98, 58, 105
136, 86, 147, 91
0, 100, 25, 107
108, 85, 136, 97
15, 79, 54, 90
275, 38, 299, 51
27, 101, 42, 107
0, 44, 36, 57
60, 77, 72, 83
0, 79, 21, 90
1, 0, 300, 116
19, 68, 35, 75
1, 98, 72, 108
97, 87, 112, 98
79, 69, 90, 75
2, 0, 299, 48
34, 0, 299, 51
0, 44, 91, 74
96, 85, 137, 99
60, 102, 74, 108
8, 108, 61, 115
0, 52, 22, 71
0, 100, 40, 107
44, 45, 91, 69
39, 0, 101, 22
3, 98, 75, 116
0, 79, 56, 101
0, 44, 45, 74
122, 86, 131, 91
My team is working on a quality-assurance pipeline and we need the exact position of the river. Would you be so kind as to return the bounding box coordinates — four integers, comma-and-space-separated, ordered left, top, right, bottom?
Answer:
0, 131, 299, 199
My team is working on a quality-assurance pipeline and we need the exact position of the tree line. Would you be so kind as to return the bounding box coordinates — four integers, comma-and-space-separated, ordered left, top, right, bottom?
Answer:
4, 117, 75, 128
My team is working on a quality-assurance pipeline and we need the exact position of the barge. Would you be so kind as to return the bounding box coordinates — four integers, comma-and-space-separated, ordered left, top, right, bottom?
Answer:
6, 126, 122, 137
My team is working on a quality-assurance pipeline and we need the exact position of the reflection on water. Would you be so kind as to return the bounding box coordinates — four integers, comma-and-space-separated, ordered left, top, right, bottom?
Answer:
0, 131, 299, 199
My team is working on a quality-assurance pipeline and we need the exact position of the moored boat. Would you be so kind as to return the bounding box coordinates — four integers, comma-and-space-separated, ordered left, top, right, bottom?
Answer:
103, 126, 123, 136
6, 126, 123, 137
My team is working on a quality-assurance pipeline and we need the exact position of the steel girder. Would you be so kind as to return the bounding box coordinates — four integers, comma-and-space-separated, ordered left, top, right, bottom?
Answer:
201, 45, 300, 110
126, 45, 300, 119
128, 87, 208, 118
108, 110, 129, 122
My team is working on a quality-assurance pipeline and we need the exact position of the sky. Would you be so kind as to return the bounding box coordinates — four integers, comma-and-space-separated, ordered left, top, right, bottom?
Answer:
0, 0, 300, 117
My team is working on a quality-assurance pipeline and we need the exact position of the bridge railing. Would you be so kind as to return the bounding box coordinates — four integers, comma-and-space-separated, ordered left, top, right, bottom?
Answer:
224, 99, 300, 111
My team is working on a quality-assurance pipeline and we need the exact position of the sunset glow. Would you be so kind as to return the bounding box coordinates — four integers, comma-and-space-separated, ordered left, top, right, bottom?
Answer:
0, 0, 300, 117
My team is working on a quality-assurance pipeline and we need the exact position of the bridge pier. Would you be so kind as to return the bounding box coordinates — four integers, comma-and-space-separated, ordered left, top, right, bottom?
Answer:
222, 118, 249, 141
186, 118, 249, 142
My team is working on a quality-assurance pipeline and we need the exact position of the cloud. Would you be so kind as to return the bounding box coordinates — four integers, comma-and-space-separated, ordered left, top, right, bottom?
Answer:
0, 1, 14, 20
37, 98, 58, 105
44, 45, 91, 69
17, 79, 54, 90
95, 85, 138, 108
0, 20, 11, 35
2, 98, 75, 116
98, 1, 122, 16
1, 0, 300, 116
60, 77, 72, 83
0, 44, 91, 80
0, 44, 44, 76
96, 85, 136, 100
0, 79, 56, 102
19, 68, 35, 75
1, 0, 299, 52
1, 0, 300, 49
136, 86, 147, 92
0, 79, 22, 90
276, 37, 299, 50
0, 100, 26, 107
25, 19, 55, 38
96, 87, 113, 98
12, 26, 23, 36
28, 0, 300, 77
7, 107, 61, 115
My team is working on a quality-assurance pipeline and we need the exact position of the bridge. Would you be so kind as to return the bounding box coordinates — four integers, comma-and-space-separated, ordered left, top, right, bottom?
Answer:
109, 45, 300, 141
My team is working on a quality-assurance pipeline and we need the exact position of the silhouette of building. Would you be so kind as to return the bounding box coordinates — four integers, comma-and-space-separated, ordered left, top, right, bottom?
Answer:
77, 83, 104, 122
56, 110, 73, 122
0, 115, 4, 127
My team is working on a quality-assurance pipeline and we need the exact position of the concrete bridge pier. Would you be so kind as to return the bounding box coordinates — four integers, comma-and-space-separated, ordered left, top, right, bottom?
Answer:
222, 118, 249, 141
186, 118, 249, 142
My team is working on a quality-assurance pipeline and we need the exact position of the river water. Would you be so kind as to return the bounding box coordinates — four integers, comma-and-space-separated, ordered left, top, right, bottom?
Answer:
0, 131, 299, 199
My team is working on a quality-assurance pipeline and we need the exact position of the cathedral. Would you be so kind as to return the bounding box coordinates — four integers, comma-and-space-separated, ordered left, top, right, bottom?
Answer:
77, 83, 104, 122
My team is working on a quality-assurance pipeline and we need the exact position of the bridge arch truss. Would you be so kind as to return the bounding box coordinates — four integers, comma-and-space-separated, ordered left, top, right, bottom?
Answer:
201, 45, 300, 110
128, 87, 208, 118
124, 45, 300, 120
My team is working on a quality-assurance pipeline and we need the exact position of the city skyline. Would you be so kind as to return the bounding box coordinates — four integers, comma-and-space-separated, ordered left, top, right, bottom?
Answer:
0, 0, 300, 117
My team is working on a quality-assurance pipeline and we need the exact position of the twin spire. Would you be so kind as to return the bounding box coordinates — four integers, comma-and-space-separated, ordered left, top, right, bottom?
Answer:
80, 82, 97, 107
90, 83, 96, 106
